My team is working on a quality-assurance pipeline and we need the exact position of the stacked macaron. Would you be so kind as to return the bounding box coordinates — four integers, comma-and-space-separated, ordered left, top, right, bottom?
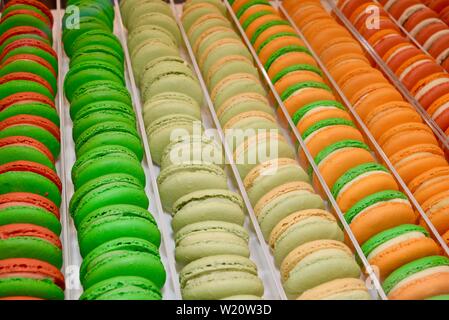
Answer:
285, 0, 449, 299
336, 0, 449, 136
0, 0, 65, 300
62, 0, 165, 300
121, 0, 265, 300
180, 0, 371, 300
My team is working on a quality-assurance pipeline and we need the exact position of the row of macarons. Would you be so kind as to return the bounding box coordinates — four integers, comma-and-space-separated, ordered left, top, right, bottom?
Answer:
121, 0, 266, 300
283, 0, 449, 299
62, 0, 166, 300
0, 0, 66, 300
338, 0, 449, 135
322, 0, 449, 243
183, 0, 373, 299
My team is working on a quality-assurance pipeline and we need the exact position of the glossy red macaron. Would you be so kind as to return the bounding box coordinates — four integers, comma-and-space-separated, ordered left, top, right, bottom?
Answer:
0, 26, 49, 48
339, 0, 371, 17
0, 38, 57, 62
0, 224, 62, 249
4, 0, 54, 26
0, 9, 50, 27
403, 7, 439, 31
427, 93, 449, 131
0, 115, 60, 141
395, 54, 444, 90
0, 161, 62, 192
411, 73, 449, 109
0, 136, 54, 164
383, 43, 422, 72
1, 54, 56, 77
0, 258, 64, 290
427, 32, 449, 60
0, 73, 54, 96
0, 192, 59, 218
0, 92, 55, 111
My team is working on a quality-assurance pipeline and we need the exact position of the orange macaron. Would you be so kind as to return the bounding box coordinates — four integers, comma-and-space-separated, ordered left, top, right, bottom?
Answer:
409, 166, 449, 204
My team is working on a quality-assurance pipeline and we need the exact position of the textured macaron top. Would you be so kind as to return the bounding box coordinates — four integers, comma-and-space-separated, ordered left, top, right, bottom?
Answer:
344, 190, 409, 224
157, 163, 226, 186
0, 223, 61, 248
331, 163, 390, 199
383, 255, 449, 294
175, 220, 249, 245
361, 224, 429, 257
172, 189, 244, 215
0, 136, 54, 163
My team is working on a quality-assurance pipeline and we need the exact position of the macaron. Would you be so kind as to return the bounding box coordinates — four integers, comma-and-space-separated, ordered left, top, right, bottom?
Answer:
180, 255, 264, 300
428, 93, 449, 131
0, 161, 62, 207
71, 145, 145, 190
0, 92, 55, 111
292, 100, 351, 135
254, 181, 325, 238
146, 114, 201, 165
0, 78, 53, 101
233, 132, 295, 179
243, 158, 309, 206
390, 144, 448, 185
420, 190, 449, 236
76, 205, 160, 256
297, 278, 371, 300
171, 189, 246, 232
395, 54, 444, 90
301, 118, 364, 159
0, 135, 55, 170
273, 64, 324, 97
66, 30, 123, 59
127, 12, 180, 44
265, 46, 316, 79
313, 140, 375, 190
269, 209, 344, 265
0, 12, 52, 43
157, 163, 228, 212
383, 255, 449, 299
409, 166, 449, 204
332, 162, 399, 212
345, 190, 416, 244
127, 25, 177, 56
160, 135, 224, 169
181, 2, 222, 33
280, 240, 361, 297
0, 192, 59, 223
175, 221, 250, 264
0, 258, 64, 300
0, 200, 61, 236
74, 121, 143, 161
0, 101, 59, 127
143, 92, 201, 128
79, 276, 162, 300
79, 237, 165, 290
362, 224, 440, 280
281, 82, 335, 116
69, 174, 149, 226
0, 26, 49, 50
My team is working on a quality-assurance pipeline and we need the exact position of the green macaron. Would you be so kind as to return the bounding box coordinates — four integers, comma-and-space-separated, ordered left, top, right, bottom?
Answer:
236, 0, 270, 18
77, 205, 160, 256
1, 45, 58, 74
272, 64, 323, 86
256, 32, 299, 55
157, 163, 228, 213
69, 80, 132, 119
180, 255, 264, 300
64, 61, 125, 102
250, 20, 290, 44
0, 277, 64, 300
292, 100, 346, 127
79, 237, 165, 290
66, 30, 123, 59
0, 141, 55, 170
175, 221, 250, 264
302, 118, 356, 142
79, 276, 162, 300
0, 103, 59, 127
0, 80, 53, 101
0, 34, 50, 53
69, 174, 149, 226
0, 205, 61, 235
0, 14, 52, 43
171, 189, 246, 232
71, 145, 144, 190
69, 45, 124, 72
74, 121, 143, 161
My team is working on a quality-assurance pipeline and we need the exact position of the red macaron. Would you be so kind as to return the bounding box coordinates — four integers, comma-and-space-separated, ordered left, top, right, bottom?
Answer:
0, 73, 54, 97
0, 26, 49, 48
0, 223, 62, 249
0, 92, 55, 111
0, 136, 55, 164
4, 0, 54, 26
0, 114, 60, 142
383, 43, 423, 72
